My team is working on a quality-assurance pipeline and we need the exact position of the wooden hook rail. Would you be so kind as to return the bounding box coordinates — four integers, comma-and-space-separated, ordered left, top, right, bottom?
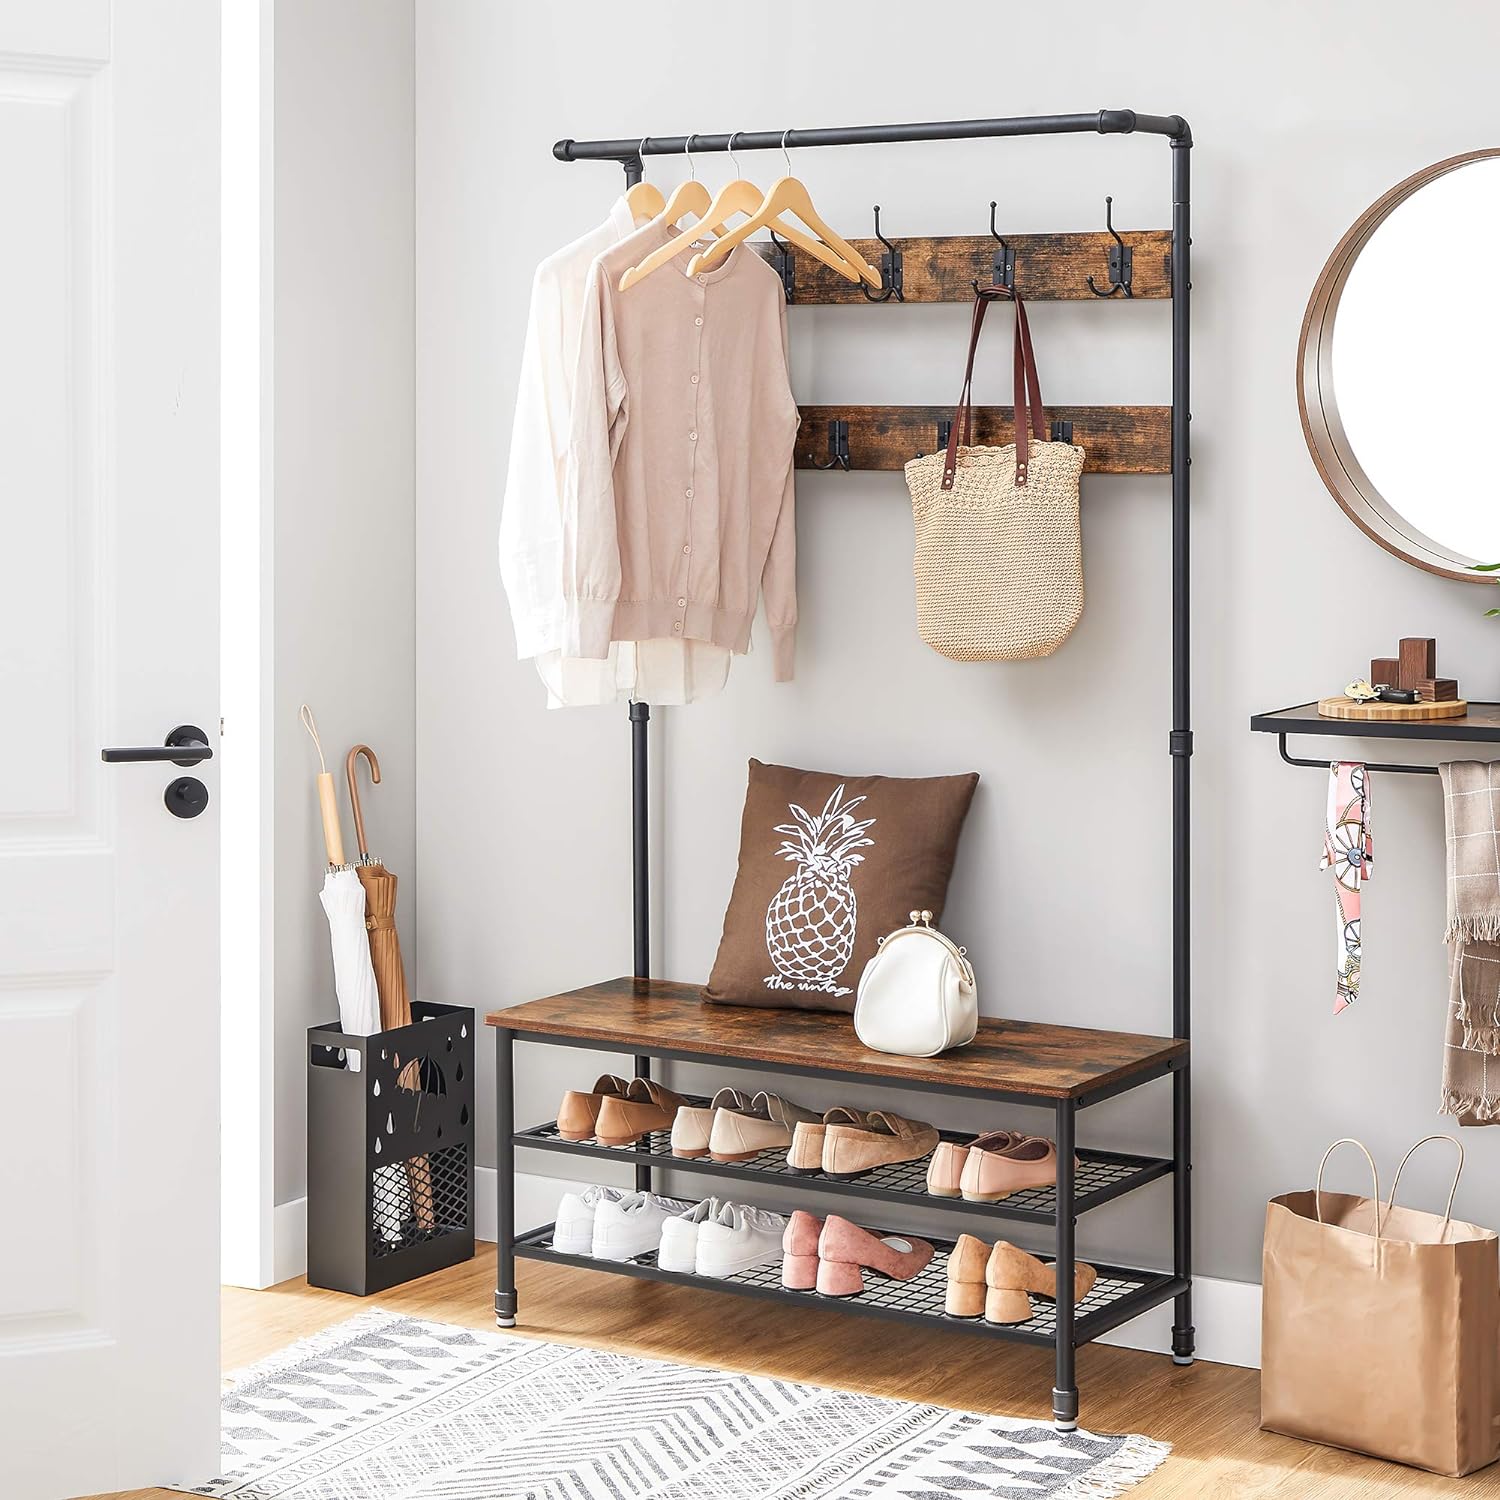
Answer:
756, 230, 1171, 304
794, 405, 1171, 474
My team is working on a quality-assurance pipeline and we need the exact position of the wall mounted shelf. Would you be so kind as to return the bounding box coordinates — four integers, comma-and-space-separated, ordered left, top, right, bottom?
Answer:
1251, 700, 1500, 776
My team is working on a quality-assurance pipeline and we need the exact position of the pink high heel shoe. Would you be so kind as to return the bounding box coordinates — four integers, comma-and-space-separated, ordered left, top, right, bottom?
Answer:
814, 1213, 934, 1297
781, 1210, 823, 1289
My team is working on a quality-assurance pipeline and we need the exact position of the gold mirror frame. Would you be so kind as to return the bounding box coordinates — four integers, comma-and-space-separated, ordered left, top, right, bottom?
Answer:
1298, 148, 1500, 583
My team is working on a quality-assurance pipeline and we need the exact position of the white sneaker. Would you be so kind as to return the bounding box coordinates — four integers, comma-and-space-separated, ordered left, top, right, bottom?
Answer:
656, 1197, 722, 1273
590, 1191, 692, 1261
553, 1185, 625, 1256
696, 1201, 787, 1278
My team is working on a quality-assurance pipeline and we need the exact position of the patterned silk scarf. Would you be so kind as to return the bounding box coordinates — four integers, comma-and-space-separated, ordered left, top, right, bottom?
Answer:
1321, 761, 1372, 1013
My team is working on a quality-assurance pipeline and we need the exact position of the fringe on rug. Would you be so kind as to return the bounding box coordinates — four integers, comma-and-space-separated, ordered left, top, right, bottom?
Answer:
1053, 1434, 1173, 1499
1441, 1088, 1500, 1123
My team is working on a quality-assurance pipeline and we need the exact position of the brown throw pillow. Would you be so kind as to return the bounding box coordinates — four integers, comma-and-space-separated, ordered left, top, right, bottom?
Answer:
704, 760, 980, 1014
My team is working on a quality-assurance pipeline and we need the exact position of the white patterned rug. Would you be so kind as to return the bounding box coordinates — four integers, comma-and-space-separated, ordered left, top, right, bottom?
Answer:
178, 1309, 1169, 1500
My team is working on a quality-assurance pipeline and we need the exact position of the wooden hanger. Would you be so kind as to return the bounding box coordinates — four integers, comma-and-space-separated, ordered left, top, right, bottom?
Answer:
623, 138, 666, 221
619, 134, 861, 291
688, 173, 881, 288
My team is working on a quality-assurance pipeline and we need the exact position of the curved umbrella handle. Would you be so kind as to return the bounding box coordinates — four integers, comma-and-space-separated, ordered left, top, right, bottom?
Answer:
345, 744, 381, 863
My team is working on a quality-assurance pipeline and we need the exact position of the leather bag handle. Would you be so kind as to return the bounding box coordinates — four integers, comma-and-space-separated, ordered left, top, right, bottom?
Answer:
1315, 1137, 1382, 1242
942, 285, 1047, 492
1385, 1133, 1464, 1240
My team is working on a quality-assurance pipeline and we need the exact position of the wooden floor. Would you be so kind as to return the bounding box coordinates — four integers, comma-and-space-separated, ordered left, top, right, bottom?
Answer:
92, 1247, 1495, 1499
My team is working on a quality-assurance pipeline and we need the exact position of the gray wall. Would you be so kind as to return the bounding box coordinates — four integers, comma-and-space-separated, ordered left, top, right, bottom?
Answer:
413, 0, 1500, 1282
274, 0, 415, 1206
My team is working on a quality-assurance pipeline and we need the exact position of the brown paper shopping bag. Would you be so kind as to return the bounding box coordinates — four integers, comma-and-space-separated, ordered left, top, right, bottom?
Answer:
1261, 1136, 1500, 1477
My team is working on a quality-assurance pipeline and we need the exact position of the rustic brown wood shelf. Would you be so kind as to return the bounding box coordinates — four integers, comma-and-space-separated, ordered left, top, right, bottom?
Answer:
1251, 700, 1500, 743
794, 404, 1171, 474
487, 978, 1185, 1102
754, 230, 1172, 303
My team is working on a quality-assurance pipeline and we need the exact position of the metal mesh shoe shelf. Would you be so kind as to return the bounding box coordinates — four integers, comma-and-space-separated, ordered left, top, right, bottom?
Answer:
514, 1223, 1180, 1350
515, 1113, 1172, 1226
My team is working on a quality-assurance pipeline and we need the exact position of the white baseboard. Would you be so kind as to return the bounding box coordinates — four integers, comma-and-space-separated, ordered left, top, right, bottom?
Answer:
274, 1167, 1260, 1370
273, 1194, 307, 1286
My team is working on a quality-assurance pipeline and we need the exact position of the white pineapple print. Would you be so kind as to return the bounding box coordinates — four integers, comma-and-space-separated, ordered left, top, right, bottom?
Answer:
764, 785, 877, 994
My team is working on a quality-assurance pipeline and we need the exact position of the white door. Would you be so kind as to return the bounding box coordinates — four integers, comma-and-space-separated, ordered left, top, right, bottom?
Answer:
0, 2, 221, 1496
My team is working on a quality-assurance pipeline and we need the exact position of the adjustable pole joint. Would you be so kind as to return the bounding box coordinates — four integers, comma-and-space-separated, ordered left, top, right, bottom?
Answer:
1169, 730, 1194, 758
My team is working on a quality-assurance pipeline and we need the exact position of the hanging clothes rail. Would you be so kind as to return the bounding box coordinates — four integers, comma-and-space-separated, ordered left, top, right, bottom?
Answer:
500, 108, 1194, 1431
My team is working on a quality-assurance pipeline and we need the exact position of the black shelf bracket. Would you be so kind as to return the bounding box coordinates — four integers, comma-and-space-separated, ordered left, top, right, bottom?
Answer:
1277, 732, 1439, 777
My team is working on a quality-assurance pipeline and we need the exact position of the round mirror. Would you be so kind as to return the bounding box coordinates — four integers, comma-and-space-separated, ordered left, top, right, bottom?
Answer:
1299, 150, 1500, 581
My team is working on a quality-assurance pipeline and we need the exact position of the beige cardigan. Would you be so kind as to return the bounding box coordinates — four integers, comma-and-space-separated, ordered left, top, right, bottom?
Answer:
561, 221, 800, 681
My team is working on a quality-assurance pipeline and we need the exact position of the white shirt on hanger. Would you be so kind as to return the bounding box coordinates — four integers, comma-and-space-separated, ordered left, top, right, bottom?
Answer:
499, 197, 731, 708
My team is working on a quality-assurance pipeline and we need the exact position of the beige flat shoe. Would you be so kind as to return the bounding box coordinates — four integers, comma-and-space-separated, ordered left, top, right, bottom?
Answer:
926, 1130, 1022, 1198
707, 1091, 819, 1162
822, 1109, 939, 1179
556, 1074, 629, 1141
984, 1240, 1097, 1324
670, 1087, 753, 1159
594, 1078, 690, 1147
787, 1107, 872, 1174
960, 1134, 1075, 1203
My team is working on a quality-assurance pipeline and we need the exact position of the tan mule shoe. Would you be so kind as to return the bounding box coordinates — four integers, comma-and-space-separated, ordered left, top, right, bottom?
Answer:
960, 1134, 1073, 1203
708, 1091, 819, 1162
594, 1078, 690, 1148
556, 1074, 630, 1141
822, 1109, 939, 1179
926, 1130, 1023, 1198
787, 1107, 872, 1174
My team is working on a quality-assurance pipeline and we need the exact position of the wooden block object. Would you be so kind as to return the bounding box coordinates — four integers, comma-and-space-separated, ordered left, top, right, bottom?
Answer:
794, 405, 1170, 474
1419, 677, 1460, 703
1398, 638, 1437, 690
1318, 695, 1468, 721
1370, 657, 1399, 687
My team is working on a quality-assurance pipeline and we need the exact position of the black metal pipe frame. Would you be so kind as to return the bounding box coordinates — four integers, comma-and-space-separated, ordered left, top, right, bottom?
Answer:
1278, 732, 1439, 777
539, 106, 1196, 1415
629, 701, 653, 1193
494, 1027, 517, 1327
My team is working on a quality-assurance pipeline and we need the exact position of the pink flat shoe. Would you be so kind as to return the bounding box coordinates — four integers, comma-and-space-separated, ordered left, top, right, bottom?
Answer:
960, 1134, 1078, 1203
814, 1213, 933, 1297
781, 1209, 823, 1290
926, 1130, 1022, 1198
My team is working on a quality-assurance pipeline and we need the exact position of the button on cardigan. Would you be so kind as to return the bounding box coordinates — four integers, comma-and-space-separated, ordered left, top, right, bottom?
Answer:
498, 198, 731, 707
562, 221, 801, 681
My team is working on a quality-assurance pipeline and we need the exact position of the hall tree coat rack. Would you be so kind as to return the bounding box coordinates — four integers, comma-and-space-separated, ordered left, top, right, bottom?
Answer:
487, 109, 1193, 1432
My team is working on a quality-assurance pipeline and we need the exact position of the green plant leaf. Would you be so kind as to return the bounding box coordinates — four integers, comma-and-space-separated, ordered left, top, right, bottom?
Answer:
1473, 562, 1500, 572
1485, 608, 1500, 617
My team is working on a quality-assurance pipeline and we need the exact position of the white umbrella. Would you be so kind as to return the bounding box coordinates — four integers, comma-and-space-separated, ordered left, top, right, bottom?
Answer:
303, 706, 408, 1242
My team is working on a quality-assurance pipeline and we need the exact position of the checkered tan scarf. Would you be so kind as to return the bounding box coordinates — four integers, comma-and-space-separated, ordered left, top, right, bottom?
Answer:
1439, 761, 1500, 1125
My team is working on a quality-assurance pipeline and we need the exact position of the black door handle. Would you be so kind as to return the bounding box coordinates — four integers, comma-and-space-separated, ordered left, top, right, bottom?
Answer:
101, 724, 214, 767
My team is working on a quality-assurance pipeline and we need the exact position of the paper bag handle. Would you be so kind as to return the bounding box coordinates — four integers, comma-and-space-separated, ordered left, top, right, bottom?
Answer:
1385, 1133, 1463, 1239
1315, 1138, 1382, 1241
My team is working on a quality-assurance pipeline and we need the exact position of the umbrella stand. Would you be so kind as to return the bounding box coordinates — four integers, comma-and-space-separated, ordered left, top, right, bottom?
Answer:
301, 707, 407, 1243
348, 744, 434, 1230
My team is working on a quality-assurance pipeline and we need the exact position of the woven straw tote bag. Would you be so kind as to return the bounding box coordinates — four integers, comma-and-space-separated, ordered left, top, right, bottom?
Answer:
904, 286, 1085, 661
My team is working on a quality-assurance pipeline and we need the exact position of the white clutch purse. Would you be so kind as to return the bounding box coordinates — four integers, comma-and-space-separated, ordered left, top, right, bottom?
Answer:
854, 910, 977, 1057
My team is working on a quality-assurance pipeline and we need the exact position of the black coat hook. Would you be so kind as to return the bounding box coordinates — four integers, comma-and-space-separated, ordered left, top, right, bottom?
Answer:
974, 200, 1016, 293
1087, 195, 1134, 297
862, 206, 904, 302
768, 227, 795, 303
812, 418, 851, 470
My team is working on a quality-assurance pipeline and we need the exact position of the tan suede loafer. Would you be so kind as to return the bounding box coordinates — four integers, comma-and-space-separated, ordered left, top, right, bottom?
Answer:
822, 1109, 939, 1179
670, 1087, 753, 1159
707, 1091, 819, 1162
594, 1078, 690, 1147
960, 1134, 1076, 1202
556, 1074, 630, 1141
787, 1107, 872, 1174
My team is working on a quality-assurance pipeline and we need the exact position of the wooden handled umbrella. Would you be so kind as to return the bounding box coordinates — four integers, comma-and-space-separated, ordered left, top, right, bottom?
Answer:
346, 744, 433, 1229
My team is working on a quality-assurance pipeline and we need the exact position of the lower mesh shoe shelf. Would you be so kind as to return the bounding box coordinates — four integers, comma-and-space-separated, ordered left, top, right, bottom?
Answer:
514, 1223, 1179, 1348
515, 1111, 1171, 1226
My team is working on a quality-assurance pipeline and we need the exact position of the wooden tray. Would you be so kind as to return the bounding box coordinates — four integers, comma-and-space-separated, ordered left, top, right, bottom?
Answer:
1318, 695, 1468, 721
